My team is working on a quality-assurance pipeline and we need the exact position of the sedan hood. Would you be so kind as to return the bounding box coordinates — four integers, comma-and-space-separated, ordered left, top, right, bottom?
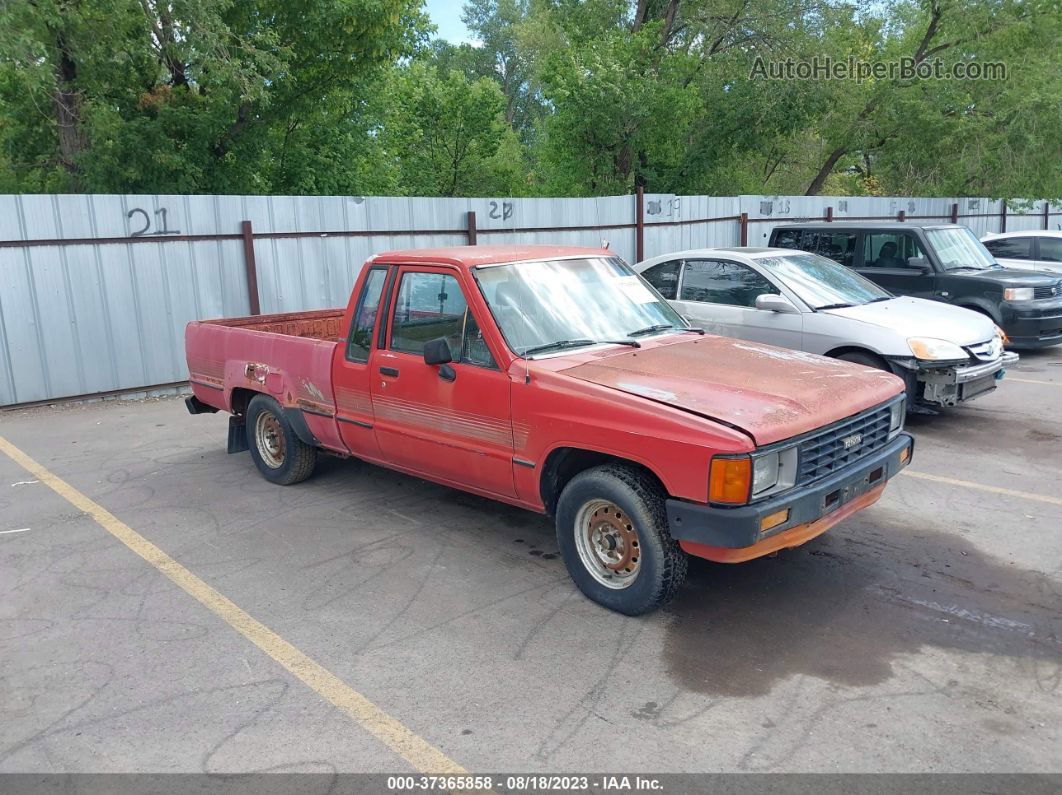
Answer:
559, 336, 902, 445
954, 267, 1060, 287
825, 296, 995, 346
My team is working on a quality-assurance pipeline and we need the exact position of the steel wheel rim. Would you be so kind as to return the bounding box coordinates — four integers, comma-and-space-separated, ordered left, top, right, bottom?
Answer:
574, 499, 641, 589
254, 411, 286, 469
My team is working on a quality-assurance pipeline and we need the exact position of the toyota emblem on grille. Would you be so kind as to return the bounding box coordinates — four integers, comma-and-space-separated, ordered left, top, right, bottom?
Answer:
842, 433, 862, 449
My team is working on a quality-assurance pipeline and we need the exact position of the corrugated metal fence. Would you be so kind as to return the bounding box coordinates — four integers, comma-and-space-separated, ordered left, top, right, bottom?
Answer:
1, 192, 1058, 407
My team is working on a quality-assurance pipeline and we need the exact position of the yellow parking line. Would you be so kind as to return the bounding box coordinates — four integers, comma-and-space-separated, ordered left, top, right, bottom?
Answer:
901, 469, 1062, 507
0, 435, 467, 776
1007, 377, 1059, 386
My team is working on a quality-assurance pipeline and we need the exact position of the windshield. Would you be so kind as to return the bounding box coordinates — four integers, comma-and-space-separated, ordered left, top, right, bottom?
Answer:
474, 256, 686, 356
926, 227, 999, 271
757, 252, 891, 309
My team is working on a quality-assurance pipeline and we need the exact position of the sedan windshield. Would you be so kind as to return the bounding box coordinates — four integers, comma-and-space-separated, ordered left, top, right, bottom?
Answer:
474, 257, 686, 356
757, 252, 891, 310
926, 227, 999, 271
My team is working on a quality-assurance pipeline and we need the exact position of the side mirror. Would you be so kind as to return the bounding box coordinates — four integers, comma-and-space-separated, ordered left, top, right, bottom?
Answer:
755, 293, 799, 314
907, 256, 930, 273
423, 337, 453, 366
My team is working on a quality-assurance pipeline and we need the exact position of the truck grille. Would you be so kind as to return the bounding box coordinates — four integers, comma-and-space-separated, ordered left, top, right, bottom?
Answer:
1033, 282, 1061, 299
797, 403, 893, 484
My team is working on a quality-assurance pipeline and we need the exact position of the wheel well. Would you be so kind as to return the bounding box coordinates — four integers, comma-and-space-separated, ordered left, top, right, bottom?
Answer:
956, 303, 998, 322
539, 448, 666, 517
229, 387, 258, 418
823, 345, 888, 368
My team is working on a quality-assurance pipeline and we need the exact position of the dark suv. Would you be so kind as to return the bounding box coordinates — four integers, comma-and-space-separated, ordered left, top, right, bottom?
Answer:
768, 222, 1062, 349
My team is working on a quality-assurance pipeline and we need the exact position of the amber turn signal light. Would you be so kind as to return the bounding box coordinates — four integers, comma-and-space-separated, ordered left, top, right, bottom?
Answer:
899, 446, 910, 464
760, 508, 790, 533
709, 456, 751, 504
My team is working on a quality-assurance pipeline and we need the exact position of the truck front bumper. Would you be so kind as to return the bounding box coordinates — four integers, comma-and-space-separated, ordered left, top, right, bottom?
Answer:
666, 433, 914, 562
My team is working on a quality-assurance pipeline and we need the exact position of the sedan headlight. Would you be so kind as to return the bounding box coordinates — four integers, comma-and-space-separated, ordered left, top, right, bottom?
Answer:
888, 397, 906, 439
907, 337, 967, 361
1003, 287, 1034, 301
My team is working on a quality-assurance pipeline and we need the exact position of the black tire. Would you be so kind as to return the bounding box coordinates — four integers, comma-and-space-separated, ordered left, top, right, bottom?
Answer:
245, 394, 317, 485
555, 463, 687, 616
835, 350, 889, 371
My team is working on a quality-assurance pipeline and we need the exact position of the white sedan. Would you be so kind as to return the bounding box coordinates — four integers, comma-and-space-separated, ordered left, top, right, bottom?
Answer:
981, 230, 1062, 275
635, 247, 1018, 411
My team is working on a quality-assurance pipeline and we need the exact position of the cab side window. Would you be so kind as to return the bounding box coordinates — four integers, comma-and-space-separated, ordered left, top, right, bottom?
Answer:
346, 267, 388, 362
642, 260, 681, 299
863, 233, 925, 268
390, 271, 496, 368
808, 232, 858, 267
680, 260, 778, 308
984, 237, 1033, 260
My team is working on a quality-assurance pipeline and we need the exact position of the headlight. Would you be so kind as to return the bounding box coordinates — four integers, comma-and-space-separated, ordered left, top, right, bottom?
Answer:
888, 397, 905, 439
1004, 287, 1034, 301
907, 337, 967, 361
752, 452, 779, 495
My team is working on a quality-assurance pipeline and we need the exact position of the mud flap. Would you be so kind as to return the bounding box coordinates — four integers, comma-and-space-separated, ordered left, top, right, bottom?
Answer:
227, 416, 249, 454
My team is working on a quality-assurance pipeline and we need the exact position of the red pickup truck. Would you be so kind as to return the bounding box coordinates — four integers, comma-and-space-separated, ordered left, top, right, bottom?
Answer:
185, 245, 913, 614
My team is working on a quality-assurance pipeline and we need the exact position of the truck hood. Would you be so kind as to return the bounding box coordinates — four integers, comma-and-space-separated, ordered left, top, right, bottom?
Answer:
825, 296, 995, 346
952, 267, 1060, 287
559, 336, 902, 445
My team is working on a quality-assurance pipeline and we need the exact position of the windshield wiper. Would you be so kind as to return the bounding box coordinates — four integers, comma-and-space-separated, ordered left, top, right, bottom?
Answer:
522, 338, 640, 357
814, 302, 855, 311
865, 296, 892, 304
627, 323, 676, 337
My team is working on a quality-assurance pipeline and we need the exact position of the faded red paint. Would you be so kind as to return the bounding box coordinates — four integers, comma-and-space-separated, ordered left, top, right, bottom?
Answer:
560, 335, 903, 445
186, 244, 906, 561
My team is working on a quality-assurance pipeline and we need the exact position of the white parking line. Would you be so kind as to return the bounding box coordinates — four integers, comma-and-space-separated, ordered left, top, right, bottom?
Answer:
0, 528, 30, 535
1007, 377, 1059, 386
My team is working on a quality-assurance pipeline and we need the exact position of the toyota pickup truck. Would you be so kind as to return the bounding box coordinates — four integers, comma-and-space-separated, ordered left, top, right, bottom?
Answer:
185, 245, 914, 615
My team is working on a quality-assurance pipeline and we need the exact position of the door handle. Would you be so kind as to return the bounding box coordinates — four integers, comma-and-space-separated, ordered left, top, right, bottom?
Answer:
379, 366, 399, 377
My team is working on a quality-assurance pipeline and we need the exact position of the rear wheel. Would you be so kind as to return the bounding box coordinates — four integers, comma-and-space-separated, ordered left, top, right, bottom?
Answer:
555, 464, 687, 615
246, 394, 317, 485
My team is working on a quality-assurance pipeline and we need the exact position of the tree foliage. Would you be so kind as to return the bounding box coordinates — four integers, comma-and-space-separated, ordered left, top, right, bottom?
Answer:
0, 0, 1059, 198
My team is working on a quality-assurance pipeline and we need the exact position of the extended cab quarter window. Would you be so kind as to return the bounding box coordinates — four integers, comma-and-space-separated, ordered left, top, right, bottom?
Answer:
642, 260, 680, 299
346, 267, 388, 362
984, 237, 1033, 260
680, 260, 778, 308
863, 233, 925, 268
390, 271, 496, 368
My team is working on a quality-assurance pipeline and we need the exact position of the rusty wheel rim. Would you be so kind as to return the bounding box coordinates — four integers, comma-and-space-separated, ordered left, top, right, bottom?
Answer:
254, 410, 286, 469
574, 499, 641, 589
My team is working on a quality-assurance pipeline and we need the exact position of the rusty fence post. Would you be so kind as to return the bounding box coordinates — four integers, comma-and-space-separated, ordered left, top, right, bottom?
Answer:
897, 210, 906, 222
1045, 201, 1051, 230
240, 220, 261, 316
635, 185, 645, 262
951, 202, 959, 223
1000, 201, 1007, 233
825, 206, 833, 222
739, 212, 748, 246
467, 211, 478, 245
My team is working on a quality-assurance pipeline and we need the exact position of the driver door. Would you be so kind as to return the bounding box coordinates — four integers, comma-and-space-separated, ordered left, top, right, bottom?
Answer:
672, 259, 804, 349
856, 232, 938, 300
369, 265, 516, 497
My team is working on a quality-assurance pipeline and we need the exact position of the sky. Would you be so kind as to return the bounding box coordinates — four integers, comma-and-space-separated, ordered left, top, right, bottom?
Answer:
424, 0, 474, 44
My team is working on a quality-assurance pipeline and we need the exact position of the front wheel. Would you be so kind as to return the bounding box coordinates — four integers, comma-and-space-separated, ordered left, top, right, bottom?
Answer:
246, 394, 318, 485
555, 464, 687, 615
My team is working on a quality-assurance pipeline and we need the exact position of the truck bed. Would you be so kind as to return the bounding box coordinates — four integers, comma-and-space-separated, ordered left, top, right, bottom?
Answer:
198, 308, 345, 341
186, 308, 348, 454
